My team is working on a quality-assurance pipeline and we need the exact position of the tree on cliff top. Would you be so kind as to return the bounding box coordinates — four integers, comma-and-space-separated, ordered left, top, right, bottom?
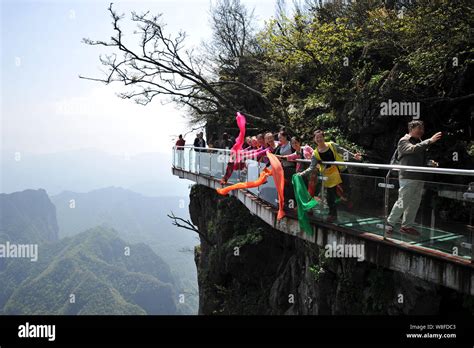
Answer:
82, 0, 473, 168
80, 1, 272, 129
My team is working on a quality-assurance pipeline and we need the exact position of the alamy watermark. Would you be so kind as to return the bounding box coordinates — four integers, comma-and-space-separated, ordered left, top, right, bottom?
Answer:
0, 241, 38, 262
324, 242, 365, 262
18, 322, 55, 342
380, 99, 420, 119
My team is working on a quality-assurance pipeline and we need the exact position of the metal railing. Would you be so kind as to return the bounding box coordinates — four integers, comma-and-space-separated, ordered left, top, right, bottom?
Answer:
295, 158, 474, 250
295, 159, 474, 176
175, 146, 474, 176
172, 145, 474, 262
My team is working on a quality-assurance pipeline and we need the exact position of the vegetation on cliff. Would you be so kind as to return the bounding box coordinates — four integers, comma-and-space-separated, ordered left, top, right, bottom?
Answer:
85, 0, 473, 167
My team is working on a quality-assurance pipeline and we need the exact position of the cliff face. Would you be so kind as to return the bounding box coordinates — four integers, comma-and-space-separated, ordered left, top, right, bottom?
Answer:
190, 184, 473, 315
0, 189, 59, 243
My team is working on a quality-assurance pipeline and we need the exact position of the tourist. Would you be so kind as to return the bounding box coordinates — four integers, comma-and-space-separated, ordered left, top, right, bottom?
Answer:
193, 132, 206, 150
208, 132, 218, 149
243, 136, 252, 150
260, 132, 278, 167
386, 121, 442, 236
193, 132, 207, 172
275, 131, 296, 208
219, 132, 234, 149
175, 134, 185, 168
250, 136, 259, 150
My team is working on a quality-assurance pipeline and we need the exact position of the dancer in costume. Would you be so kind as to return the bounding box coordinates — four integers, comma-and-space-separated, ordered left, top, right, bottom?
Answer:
276, 137, 318, 196
243, 136, 252, 150
298, 129, 362, 223
249, 136, 259, 150
292, 174, 320, 235
219, 112, 247, 185
217, 152, 286, 220
274, 131, 296, 208
259, 132, 278, 167
220, 133, 272, 185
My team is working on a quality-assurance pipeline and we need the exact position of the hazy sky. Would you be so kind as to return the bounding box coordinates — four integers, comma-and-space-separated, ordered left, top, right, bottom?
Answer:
1, 0, 276, 157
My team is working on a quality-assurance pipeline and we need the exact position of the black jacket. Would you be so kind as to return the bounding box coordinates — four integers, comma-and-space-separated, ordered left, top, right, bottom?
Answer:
193, 138, 207, 152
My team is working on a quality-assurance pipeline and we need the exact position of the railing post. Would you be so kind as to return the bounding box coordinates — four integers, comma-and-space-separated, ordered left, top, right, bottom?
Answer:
222, 150, 225, 176
469, 182, 474, 263
320, 175, 326, 215
237, 156, 240, 182
383, 170, 392, 240
176, 147, 179, 169
257, 162, 261, 197
198, 150, 201, 174
470, 229, 473, 264
182, 147, 185, 169
465, 182, 474, 263
172, 146, 175, 168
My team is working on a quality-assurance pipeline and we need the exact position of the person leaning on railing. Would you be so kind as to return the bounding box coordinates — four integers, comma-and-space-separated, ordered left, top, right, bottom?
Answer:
260, 132, 278, 167
274, 131, 296, 209
243, 136, 252, 150
276, 136, 317, 196
220, 148, 246, 185
193, 132, 207, 172
219, 134, 266, 185
256, 133, 265, 150
386, 120, 442, 236
217, 132, 234, 150
175, 134, 186, 168
207, 132, 218, 149
276, 136, 304, 172
249, 136, 259, 150
297, 129, 362, 223
193, 132, 206, 150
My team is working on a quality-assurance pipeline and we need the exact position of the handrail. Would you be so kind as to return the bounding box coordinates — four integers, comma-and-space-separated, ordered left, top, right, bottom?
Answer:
174, 145, 232, 152
171, 145, 474, 262
173, 146, 474, 176
295, 159, 474, 176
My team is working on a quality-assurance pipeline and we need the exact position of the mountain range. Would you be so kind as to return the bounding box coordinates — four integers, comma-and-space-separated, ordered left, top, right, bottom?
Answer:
0, 188, 194, 315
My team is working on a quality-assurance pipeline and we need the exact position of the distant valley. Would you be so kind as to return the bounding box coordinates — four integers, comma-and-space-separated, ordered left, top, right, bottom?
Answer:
0, 186, 197, 314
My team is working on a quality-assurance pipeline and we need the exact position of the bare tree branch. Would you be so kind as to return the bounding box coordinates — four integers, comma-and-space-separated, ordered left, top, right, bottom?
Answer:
80, 2, 272, 126
167, 211, 215, 246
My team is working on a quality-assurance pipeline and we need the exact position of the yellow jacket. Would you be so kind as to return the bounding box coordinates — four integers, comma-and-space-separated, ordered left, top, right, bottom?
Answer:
313, 142, 343, 188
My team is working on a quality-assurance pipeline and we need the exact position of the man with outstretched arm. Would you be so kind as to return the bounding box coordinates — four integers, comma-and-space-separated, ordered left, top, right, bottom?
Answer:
386, 120, 442, 236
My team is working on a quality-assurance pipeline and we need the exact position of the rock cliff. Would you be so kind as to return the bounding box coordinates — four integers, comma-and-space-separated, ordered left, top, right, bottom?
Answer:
190, 184, 474, 315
